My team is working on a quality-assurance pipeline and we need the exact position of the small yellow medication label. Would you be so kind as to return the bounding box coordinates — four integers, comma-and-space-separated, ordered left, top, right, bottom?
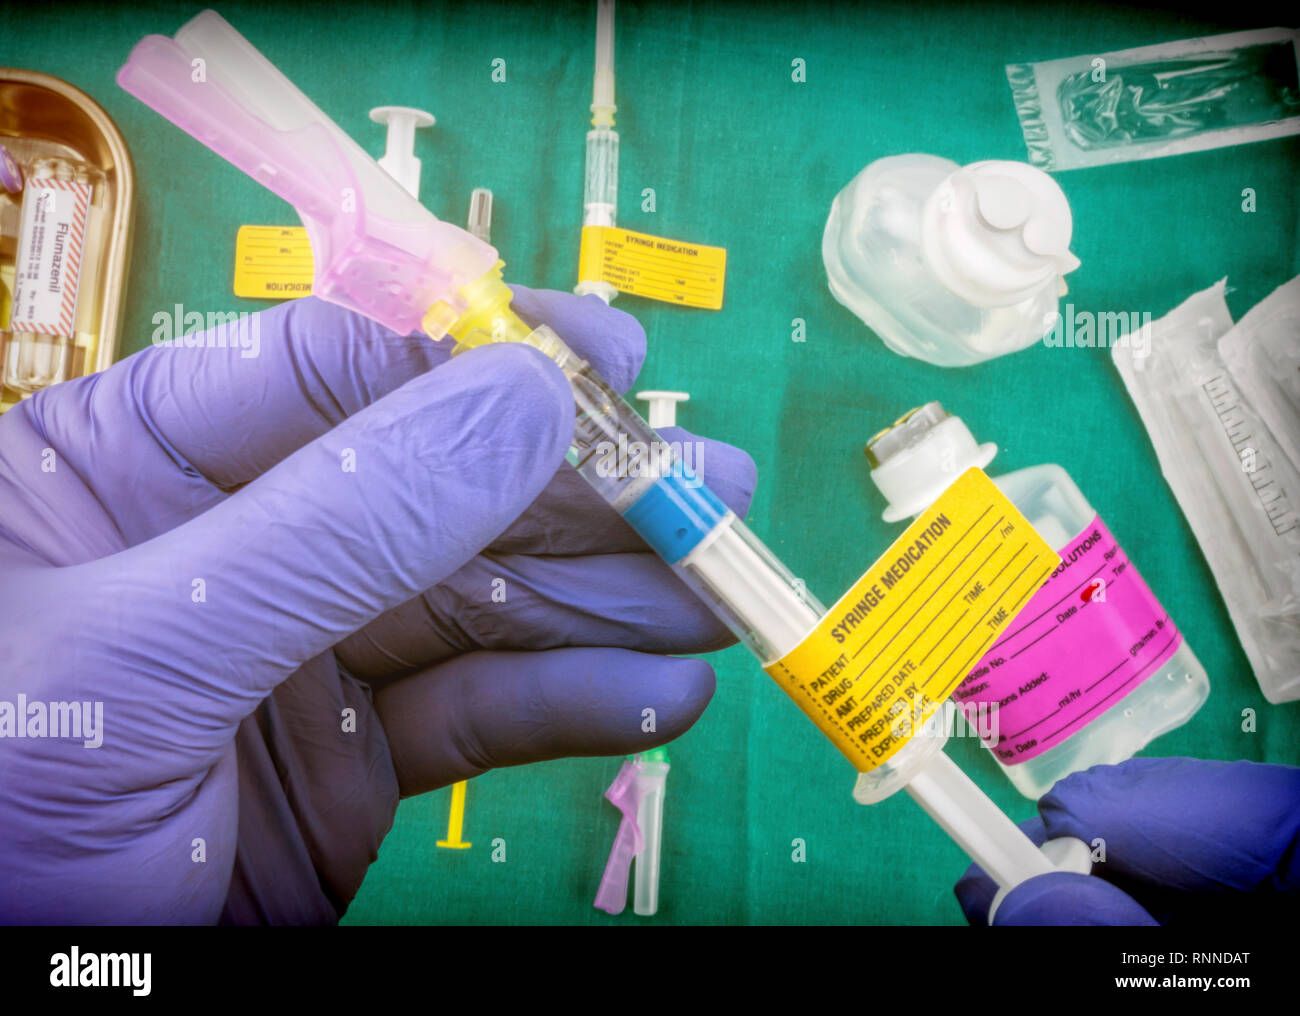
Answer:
764, 469, 1060, 771
578, 226, 726, 309
233, 225, 315, 299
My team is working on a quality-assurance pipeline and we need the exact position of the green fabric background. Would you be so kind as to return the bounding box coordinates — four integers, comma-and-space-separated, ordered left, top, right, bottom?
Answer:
2, 0, 1296, 925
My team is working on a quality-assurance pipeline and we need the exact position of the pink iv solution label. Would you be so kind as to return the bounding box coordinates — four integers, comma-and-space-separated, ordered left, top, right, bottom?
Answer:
952, 514, 1182, 764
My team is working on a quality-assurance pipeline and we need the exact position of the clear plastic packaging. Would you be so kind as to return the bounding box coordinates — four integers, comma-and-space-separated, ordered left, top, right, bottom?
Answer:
1218, 276, 1300, 479
1114, 279, 1300, 703
1007, 28, 1300, 171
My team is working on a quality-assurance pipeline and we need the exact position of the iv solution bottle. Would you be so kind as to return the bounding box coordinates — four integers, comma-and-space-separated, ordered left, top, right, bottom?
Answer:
866, 403, 1210, 799
822, 156, 1080, 367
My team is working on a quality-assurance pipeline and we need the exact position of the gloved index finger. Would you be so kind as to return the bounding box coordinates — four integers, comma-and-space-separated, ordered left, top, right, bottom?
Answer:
1039, 757, 1300, 896
507, 284, 646, 395
147, 298, 448, 490
36, 296, 446, 498
29, 284, 645, 557
155, 283, 648, 490
30, 285, 646, 548
150, 284, 644, 490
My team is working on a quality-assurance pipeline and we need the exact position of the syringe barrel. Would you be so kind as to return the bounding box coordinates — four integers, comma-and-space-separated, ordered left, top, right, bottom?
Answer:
583, 127, 619, 228
674, 514, 825, 664
554, 343, 824, 661
497, 328, 936, 785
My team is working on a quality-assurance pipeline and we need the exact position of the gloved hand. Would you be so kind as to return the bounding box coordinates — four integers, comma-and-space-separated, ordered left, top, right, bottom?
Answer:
955, 757, 1300, 925
0, 286, 756, 925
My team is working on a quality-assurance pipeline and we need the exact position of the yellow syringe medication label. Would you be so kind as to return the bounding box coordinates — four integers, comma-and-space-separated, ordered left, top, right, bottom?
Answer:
578, 226, 726, 309
764, 469, 1060, 772
233, 225, 315, 299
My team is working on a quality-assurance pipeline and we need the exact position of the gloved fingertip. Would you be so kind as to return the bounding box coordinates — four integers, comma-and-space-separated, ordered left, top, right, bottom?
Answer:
430, 648, 716, 773
566, 651, 715, 753
710, 444, 756, 519
992, 871, 1158, 926
506, 284, 646, 393
653, 427, 758, 518
649, 655, 717, 734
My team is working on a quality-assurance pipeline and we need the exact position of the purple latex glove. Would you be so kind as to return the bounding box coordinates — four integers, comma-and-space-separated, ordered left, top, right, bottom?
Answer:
0, 286, 756, 925
955, 758, 1300, 926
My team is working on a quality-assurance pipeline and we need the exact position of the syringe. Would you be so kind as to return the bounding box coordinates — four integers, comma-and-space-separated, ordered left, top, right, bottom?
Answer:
436, 267, 1086, 900
119, 9, 1088, 917
575, 0, 619, 304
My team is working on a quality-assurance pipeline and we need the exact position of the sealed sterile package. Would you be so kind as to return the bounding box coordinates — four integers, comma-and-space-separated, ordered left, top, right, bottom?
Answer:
1007, 28, 1300, 171
1113, 279, 1300, 704
1219, 275, 1300, 477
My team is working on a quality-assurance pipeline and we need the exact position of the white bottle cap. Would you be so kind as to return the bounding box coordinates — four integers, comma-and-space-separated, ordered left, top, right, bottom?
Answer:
867, 403, 996, 521
369, 105, 436, 200
922, 160, 1080, 309
637, 390, 689, 429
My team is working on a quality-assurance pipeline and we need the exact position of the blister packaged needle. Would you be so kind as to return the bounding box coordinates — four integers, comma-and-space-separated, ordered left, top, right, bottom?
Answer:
1008, 28, 1300, 171
1113, 279, 1300, 704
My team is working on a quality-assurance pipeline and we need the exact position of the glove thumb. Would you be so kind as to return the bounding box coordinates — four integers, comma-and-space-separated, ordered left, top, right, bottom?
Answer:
75, 343, 572, 773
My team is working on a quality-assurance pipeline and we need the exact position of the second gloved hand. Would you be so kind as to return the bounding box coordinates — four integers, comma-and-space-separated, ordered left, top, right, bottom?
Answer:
954, 757, 1300, 925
